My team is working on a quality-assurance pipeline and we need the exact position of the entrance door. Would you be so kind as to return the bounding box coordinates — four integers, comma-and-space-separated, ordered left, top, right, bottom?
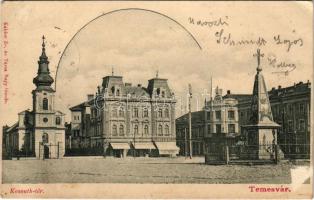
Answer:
44, 145, 49, 159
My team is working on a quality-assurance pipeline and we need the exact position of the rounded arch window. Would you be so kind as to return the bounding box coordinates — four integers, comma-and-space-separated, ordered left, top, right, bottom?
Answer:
144, 125, 149, 135
42, 133, 49, 143
156, 88, 161, 95
43, 98, 48, 110
56, 117, 61, 125
134, 124, 139, 135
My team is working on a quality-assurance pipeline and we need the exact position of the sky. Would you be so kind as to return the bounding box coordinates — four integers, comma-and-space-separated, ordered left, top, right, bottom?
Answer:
1, 1, 313, 125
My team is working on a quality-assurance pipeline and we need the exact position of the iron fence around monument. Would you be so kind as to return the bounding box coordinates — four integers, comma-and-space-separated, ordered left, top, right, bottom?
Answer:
205, 143, 310, 165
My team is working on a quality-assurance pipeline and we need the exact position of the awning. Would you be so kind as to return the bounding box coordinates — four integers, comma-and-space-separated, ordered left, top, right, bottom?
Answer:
154, 142, 180, 155
132, 142, 156, 149
110, 143, 130, 150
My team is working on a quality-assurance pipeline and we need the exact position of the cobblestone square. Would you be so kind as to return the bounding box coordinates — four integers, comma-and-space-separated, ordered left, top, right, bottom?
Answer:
2, 157, 294, 184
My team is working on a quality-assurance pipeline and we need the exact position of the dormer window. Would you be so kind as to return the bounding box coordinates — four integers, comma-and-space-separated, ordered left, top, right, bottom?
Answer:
156, 88, 160, 96
43, 98, 48, 110
161, 91, 165, 97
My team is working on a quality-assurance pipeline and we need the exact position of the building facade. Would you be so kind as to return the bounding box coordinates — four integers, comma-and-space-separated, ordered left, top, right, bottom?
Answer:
67, 74, 179, 157
176, 81, 311, 159
2, 36, 66, 159
227, 81, 311, 159
176, 86, 239, 156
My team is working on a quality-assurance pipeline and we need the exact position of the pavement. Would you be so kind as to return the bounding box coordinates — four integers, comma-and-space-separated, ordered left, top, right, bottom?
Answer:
2, 156, 294, 184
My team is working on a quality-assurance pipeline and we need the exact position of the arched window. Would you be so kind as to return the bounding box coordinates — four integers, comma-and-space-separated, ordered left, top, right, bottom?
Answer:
42, 133, 48, 143
161, 91, 165, 97
158, 109, 163, 118
56, 117, 61, 125
112, 125, 117, 136
43, 98, 48, 110
156, 88, 161, 96
144, 125, 149, 135
134, 125, 138, 135
116, 89, 120, 96
119, 125, 124, 136
143, 108, 148, 117
165, 125, 170, 135
119, 108, 124, 117
165, 108, 169, 118
158, 125, 163, 136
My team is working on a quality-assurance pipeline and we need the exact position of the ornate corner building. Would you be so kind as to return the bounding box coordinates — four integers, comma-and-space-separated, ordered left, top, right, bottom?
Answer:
2, 37, 66, 159
67, 73, 179, 157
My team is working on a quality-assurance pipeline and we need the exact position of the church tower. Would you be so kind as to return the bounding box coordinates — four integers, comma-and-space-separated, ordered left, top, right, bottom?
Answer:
32, 35, 55, 114
32, 36, 65, 159
244, 49, 282, 160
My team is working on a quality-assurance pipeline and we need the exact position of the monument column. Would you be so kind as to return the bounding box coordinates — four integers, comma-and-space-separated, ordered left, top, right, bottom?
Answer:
243, 49, 282, 160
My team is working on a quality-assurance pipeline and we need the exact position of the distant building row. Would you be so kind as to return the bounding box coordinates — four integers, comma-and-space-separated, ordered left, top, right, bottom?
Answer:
176, 81, 311, 159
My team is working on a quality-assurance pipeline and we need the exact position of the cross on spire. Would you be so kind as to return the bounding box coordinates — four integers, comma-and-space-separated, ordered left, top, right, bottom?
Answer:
253, 49, 264, 72
156, 69, 159, 78
111, 66, 114, 76
42, 35, 46, 48
39, 35, 48, 61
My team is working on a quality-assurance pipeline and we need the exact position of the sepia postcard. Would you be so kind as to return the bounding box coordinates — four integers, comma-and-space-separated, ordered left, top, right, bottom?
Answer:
0, 1, 313, 198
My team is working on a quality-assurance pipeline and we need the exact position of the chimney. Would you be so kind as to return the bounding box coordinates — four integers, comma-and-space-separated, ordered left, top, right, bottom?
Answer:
87, 94, 94, 101
227, 90, 231, 95
125, 83, 132, 87
278, 85, 281, 89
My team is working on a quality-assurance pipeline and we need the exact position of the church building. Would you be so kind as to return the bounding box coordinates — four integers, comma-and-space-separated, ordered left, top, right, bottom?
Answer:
2, 36, 66, 159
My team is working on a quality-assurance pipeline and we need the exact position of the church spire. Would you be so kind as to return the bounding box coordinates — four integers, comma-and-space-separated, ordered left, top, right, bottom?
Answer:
39, 35, 49, 64
33, 35, 54, 91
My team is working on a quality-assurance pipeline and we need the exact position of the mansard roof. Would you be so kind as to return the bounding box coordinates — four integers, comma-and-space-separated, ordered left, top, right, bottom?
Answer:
125, 86, 150, 97
69, 103, 86, 111
176, 110, 205, 125
5, 122, 19, 133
